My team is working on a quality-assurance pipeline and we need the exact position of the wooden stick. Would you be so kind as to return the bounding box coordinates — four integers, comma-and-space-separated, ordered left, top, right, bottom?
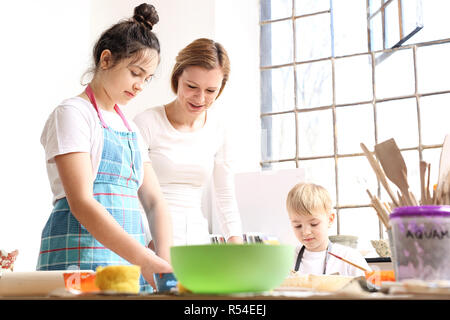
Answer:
366, 189, 390, 229
383, 202, 391, 213
426, 163, 431, 204
328, 252, 368, 272
409, 191, 419, 206
373, 198, 391, 229
361, 143, 399, 207
420, 161, 427, 205
433, 183, 438, 205
397, 191, 404, 206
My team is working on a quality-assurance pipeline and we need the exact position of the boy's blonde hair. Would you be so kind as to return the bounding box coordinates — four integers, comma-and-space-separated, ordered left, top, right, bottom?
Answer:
286, 183, 332, 216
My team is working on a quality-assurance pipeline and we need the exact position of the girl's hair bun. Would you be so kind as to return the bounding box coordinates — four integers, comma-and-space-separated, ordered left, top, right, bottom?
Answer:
133, 3, 159, 31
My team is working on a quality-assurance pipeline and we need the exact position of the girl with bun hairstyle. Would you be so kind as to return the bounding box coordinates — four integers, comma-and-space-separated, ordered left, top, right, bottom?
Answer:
37, 3, 172, 292
134, 38, 243, 246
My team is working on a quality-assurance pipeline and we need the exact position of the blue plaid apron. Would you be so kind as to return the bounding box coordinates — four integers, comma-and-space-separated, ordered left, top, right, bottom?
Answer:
37, 85, 152, 292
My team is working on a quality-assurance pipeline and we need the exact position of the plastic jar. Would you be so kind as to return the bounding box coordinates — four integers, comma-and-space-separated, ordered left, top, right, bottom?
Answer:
390, 206, 450, 281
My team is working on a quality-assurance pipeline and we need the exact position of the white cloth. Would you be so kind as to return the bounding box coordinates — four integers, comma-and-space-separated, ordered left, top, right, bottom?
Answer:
41, 96, 150, 204
294, 243, 371, 277
133, 105, 243, 245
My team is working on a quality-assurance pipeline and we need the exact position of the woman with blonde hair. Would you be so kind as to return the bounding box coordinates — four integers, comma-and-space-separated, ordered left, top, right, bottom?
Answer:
134, 38, 243, 246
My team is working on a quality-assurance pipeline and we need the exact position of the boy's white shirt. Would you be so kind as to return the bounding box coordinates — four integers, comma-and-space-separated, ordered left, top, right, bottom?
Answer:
294, 243, 371, 277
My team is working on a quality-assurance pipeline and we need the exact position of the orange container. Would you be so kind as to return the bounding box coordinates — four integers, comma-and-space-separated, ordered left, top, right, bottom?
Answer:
63, 272, 99, 293
365, 270, 395, 287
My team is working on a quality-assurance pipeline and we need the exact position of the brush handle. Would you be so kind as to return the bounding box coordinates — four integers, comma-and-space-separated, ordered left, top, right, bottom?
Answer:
328, 252, 368, 272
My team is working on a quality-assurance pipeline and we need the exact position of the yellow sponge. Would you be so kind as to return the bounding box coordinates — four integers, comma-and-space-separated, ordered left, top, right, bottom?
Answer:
95, 265, 141, 294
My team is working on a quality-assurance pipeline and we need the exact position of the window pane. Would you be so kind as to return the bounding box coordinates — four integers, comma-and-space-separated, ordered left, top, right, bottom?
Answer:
376, 98, 418, 148
369, 10, 384, 51
417, 42, 450, 94
298, 158, 336, 205
296, 60, 332, 109
338, 156, 379, 206
401, 0, 424, 45
338, 207, 380, 250
336, 104, 375, 155
335, 54, 373, 104
402, 1, 450, 45
298, 109, 334, 157
261, 66, 295, 113
375, 48, 415, 99
333, 0, 368, 56
384, 0, 401, 48
368, 0, 383, 15
261, 113, 296, 161
260, 0, 292, 21
295, 13, 331, 61
420, 94, 450, 145
295, 0, 329, 16
261, 20, 294, 67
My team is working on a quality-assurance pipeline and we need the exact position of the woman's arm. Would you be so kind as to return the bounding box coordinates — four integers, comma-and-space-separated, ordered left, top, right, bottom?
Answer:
213, 158, 244, 244
138, 162, 173, 262
55, 152, 172, 286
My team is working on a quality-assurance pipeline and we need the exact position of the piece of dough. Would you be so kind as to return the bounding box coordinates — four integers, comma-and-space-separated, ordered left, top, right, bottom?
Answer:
280, 272, 355, 292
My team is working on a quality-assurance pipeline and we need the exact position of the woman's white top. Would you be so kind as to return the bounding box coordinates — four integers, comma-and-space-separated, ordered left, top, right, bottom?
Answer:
294, 243, 371, 277
41, 96, 150, 204
134, 106, 243, 245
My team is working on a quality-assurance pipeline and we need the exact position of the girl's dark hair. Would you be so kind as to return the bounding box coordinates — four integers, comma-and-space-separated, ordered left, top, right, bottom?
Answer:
85, 3, 160, 80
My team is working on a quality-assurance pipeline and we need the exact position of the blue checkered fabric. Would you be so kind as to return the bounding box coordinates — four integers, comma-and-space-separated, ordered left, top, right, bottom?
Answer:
37, 126, 152, 293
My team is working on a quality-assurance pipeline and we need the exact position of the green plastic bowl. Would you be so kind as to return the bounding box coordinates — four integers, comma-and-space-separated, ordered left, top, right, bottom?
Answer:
170, 244, 294, 294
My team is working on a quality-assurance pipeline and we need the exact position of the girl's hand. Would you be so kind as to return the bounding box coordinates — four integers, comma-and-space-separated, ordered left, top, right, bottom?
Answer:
141, 255, 173, 289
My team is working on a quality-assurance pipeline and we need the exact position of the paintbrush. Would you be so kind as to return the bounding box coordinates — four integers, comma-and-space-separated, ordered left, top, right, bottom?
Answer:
328, 251, 368, 272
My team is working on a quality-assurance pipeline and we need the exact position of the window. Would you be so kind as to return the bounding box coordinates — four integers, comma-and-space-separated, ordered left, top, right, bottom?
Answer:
260, 0, 450, 252
368, 0, 423, 51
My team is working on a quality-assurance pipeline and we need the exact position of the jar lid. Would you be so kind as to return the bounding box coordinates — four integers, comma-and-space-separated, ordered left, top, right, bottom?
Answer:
390, 205, 450, 218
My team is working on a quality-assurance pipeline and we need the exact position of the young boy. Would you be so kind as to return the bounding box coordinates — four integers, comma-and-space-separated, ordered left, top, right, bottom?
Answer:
286, 183, 371, 276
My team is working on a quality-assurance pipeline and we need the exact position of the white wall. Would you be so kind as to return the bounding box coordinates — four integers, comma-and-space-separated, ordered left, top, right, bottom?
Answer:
214, 0, 261, 173
0, 0, 91, 271
0, 0, 260, 271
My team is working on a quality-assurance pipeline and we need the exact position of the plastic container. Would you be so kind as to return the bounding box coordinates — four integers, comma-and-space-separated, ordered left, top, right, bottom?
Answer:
390, 206, 450, 281
153, 273, 178, 293
386, 228, 398, 277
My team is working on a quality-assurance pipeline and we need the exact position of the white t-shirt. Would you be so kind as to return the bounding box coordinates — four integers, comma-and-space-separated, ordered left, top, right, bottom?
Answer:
41, 96, 150, 204
133, 106, 243, 245
294, 243, 371, 277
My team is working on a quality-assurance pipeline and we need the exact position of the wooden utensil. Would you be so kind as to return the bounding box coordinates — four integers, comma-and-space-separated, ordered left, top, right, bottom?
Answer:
0, 271, 67, 297
327, 252, 368, 272
437, 135, 450, 197
374, 138, 416, 206
442, 170, 450, 205
426, 163, 432, 203
366, 189, 390, 229
420, 161, 427, 205
360, 143, 399, 207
